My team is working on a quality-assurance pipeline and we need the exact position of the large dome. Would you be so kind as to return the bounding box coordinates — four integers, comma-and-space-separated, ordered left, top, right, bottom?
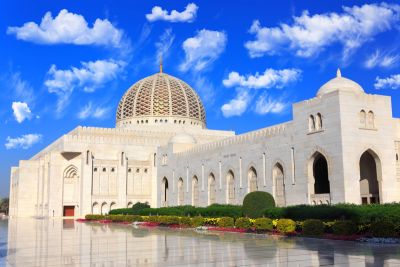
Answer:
116, 71, 206, 128
317, 69, 364, 97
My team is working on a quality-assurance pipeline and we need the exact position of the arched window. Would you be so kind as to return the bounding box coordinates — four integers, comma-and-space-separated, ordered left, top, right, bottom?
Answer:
273, 163, 285, 207
192, 176, 199, 206
226, 171, 235, 204
178, 178, 184, 205
367, 111, 375, 128
309, 115, 315, 132
86, 150, 90, 165
161, 177, 169, 206
248, 167, 258, 192
208, 173, 216, 205
359, 110, 366, 127
316, 113, 322, 130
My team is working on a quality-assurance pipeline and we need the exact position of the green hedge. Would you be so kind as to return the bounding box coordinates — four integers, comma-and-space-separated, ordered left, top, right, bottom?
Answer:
332, 221, 358, 235
111, 204, 243, 218
253, 218, 273, 231
235, 217, 252, 229
264, 203, 400, 224
302, 219, 324, 236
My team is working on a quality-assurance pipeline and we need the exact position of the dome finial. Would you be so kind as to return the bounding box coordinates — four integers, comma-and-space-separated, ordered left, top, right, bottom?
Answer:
336, 68, 341, 78
159, 55, 163, 74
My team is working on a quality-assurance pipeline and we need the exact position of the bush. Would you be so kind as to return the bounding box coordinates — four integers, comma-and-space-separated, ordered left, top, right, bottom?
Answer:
243, 191, 275, 218
179, 216, 192, 226
85, 214, 105, 220
253, 218, 273, 231
218, 217, 234, 228
235, 217, 252, 229
132, 202, 150, 211
191, 216, 204, 227
277, 219, 296, 233
302, 219, 324, 236
370, 221, 397, 237
332, 221, 358, 235
158, 216, 180, 225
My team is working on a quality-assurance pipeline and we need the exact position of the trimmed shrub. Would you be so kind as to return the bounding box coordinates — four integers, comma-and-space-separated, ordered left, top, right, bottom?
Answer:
253, 218, 273, 231
332, 221, 358, 235
235, 217, 252, 229
218, 217, 235, 228
158, 216, 180, 225
370, 221, 397, 237
302, 219, 324, 236
243, 191, 275, 218
179, 216, 192, 226
85, 214, 105, 220
191, 216, 204, 227
132, 202, 150, 211
277, 219, 296, 233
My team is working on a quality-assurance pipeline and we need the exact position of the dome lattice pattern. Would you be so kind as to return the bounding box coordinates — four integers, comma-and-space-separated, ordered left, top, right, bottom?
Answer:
116, 73, 206, 127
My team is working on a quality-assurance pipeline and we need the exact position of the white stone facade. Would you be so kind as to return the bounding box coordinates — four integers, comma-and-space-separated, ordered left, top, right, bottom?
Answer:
9, 70, 400, 217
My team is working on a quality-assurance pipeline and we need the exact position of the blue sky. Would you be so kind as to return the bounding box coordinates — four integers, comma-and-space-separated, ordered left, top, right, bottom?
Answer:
1, 0, 399, 197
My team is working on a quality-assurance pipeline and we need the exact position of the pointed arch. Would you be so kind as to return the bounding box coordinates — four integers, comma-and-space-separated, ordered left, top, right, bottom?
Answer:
64, 165, 78, 178
178, 178, 184, 205
248, 167, 258, 192
359, 149, 381, 204
272, 163, 285, 207
161, 177, 169, 207
92, 202, 100, 214
208, 173, 216, 205
101, 202, 108, 215
367, 111, 375, 128
309, 115, 315, 132
226, 170, 235, 204
316, 113, 322, 130
359, 110, 366, 127
192, 176, 199, 206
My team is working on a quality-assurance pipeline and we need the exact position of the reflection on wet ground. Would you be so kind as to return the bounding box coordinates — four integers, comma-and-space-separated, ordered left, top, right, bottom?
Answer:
1, 218, 400, 266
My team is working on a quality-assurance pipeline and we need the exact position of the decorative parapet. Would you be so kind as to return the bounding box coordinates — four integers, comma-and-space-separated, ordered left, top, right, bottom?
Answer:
176, 122, 291, 157
310, 193, 331, 205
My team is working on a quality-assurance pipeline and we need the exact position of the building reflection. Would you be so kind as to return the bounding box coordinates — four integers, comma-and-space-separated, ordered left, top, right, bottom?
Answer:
5, 219, 400, 266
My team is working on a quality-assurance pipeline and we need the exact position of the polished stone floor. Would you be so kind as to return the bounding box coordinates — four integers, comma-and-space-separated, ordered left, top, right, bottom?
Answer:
1, 219, 400, 267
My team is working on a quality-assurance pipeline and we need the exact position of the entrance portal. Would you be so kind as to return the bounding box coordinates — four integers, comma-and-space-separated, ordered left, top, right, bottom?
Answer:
360, 150, 380, 204
63, 206, 75, 217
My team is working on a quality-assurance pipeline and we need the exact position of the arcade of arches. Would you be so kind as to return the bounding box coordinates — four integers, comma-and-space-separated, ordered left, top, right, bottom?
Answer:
159, 149, 384, 207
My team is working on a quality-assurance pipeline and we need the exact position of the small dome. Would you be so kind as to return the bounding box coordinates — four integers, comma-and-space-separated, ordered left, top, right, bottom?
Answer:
317, 69, 364, 97
169, 132, 197, 144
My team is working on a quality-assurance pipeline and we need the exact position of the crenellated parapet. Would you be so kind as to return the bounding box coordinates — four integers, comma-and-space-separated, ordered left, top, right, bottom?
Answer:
176, 122, 290, 157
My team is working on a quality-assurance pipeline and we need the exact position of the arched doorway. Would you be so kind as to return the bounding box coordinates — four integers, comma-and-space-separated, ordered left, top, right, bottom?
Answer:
192, 176, 199, 206
101, 202, 108, 215
248, 167, 258, 192
161, 177, 169, 207
313, 153, 330, 194
178, 178, 184, 205
92, 202, 100, 214
110, 202, 116, 211
226, 170, 235, 204
273, 163, 285, 207
127, 202, 133, 208
359, 150, 381, 204
208, 173, 216, 205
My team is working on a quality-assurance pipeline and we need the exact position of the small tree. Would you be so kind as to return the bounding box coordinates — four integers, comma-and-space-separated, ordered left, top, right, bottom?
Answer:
242, 191, 275, 218
0, 198, 9, 215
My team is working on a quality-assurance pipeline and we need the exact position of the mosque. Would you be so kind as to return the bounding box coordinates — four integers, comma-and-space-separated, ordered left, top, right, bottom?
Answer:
8, 64, 400, 217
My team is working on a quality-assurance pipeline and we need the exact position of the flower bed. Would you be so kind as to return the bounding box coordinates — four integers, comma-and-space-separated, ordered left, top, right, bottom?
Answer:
82, 214, 400, 240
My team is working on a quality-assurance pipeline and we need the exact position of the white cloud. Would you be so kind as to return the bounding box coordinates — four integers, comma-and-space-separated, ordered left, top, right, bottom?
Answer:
7, 9, 123, 48
146, 3, 198, 23
223, 68, 301, 89
9, 72, 35, 104
254, 94, 287, 115
77, 102, 110, 119
12, 101, 33, 123
180, 29, 227, 72
374, 74, 400, 89
5, 134, 42, 149
44, 59, 125, 113
245, 3, 400, 58
155, 28, 175, 65
221, 91, 251, 118
364, 50, 399, 68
